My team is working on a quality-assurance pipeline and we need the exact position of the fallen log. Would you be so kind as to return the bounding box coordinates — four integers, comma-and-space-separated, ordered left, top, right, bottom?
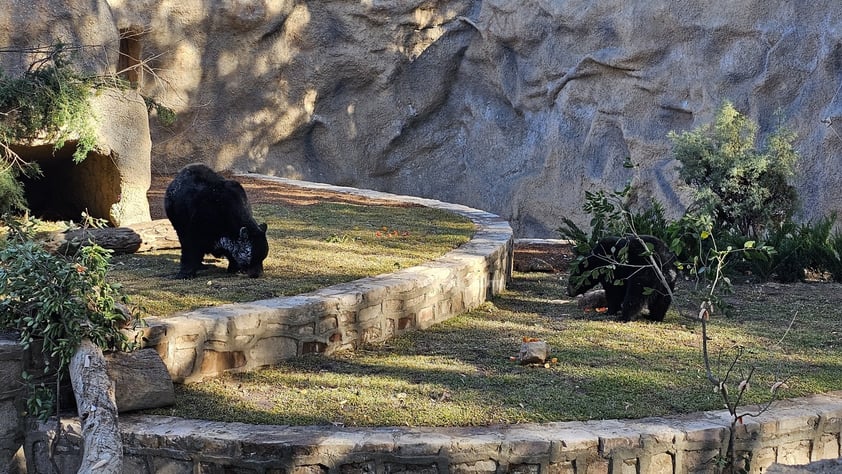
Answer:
47, 219, 180, 255
69, 339, 123, 473
105, 348, 175, 412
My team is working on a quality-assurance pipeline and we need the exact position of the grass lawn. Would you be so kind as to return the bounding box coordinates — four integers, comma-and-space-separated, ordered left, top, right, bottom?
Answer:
108, 202, 475, 317
143, 271, 842, 426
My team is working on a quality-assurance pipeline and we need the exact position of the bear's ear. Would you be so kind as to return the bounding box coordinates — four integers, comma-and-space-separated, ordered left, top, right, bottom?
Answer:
239, 226, 249, 239
259, 223, 267, 233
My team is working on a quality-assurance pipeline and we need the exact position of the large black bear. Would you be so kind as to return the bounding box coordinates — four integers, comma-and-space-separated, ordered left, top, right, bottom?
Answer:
164, 164, 269, 279
567, 235, 677, 322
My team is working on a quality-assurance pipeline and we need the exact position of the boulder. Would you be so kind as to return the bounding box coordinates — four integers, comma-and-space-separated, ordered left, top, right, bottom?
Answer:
9, 88, 152, 226
0, 0, 151, 226
518, 340, 550, 365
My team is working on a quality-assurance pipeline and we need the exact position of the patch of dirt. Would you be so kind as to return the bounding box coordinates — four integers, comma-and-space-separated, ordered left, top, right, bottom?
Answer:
148, 173, 416, 220
512, 242, 575, 273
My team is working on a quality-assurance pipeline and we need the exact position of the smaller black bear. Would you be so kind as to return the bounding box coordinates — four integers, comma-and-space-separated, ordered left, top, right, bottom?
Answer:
567, 235, 677, 322
164, 164, 269, 279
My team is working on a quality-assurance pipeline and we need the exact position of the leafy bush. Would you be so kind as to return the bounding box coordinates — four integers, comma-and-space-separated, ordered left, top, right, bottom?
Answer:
0, 44, 98, 164
0, 165, 28, 215
669, 101, 798, 239
750, 214, 842, 283
0, 218, 142, 418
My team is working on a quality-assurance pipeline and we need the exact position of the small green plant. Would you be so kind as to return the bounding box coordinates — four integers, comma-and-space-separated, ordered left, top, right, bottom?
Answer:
0, 217, 142, 419
0, 163, 30, 215
143, 95, 177, 127
669, 101, 799, 239
0, 44, 99, 164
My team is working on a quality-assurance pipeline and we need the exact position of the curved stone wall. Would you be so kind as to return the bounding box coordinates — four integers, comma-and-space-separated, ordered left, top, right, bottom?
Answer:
22, 391, 842, 473
139, 175, 513, 383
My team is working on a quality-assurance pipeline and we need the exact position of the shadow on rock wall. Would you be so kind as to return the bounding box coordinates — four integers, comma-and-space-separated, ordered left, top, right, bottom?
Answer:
7, 0, 842, 237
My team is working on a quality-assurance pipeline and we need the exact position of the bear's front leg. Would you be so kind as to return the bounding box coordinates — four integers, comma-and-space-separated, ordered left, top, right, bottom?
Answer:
176, 247, 205, 279
646, 293, 672, 321
619, 284, 646, 322
602, 283, 624, 315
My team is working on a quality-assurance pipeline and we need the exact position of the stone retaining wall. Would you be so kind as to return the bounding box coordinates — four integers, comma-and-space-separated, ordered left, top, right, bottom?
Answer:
139, 175, 514, 383
22, 391, 842, 473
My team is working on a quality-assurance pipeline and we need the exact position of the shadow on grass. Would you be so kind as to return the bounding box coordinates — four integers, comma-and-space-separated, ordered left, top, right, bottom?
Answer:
143, 273, 842, 426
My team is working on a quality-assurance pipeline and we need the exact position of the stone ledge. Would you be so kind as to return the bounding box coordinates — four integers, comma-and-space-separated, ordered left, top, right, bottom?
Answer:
25, 391, 842, 473
139, 175, 513, 383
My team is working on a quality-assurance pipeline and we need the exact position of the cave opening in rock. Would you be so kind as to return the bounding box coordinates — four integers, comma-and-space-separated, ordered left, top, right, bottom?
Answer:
17, 142, 121, 224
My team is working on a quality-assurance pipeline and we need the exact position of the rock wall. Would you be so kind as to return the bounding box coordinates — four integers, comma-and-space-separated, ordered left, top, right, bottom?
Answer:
6, 1, 842, 236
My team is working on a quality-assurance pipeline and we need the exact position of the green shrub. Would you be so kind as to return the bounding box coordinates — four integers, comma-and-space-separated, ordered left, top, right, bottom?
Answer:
669, 101, 799, 239
0, 44, 98, 164
0, 218, 142, 418
0, 165, 28, 215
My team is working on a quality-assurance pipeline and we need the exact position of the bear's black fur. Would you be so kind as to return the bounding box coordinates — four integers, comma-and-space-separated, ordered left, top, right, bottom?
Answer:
567, 235, 677, 322
164, 164, 269, 279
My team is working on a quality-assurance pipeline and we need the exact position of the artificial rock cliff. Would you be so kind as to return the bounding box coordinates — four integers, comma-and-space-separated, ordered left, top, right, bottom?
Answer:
4, 0, 842, 236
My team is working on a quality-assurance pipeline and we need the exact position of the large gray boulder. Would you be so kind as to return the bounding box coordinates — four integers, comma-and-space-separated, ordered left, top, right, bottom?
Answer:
1, 0, 151, 226
10, 0, 842, 236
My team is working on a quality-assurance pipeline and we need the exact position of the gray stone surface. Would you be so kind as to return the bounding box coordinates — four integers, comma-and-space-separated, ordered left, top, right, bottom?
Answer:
101, 0, 842, 237
21, 391, 842, 473
6, 1, 842, 236
0, 339, 24, 474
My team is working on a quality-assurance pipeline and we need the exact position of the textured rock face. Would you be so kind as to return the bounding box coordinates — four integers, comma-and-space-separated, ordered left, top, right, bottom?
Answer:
8, 1, 842, 236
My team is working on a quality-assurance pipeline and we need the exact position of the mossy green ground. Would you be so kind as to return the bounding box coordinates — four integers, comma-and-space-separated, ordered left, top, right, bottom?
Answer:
144, 272, 842, 426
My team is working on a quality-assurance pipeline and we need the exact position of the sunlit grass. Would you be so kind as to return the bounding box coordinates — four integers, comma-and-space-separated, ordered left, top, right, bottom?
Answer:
145, 273, 842, 426
108, 202, 474, 316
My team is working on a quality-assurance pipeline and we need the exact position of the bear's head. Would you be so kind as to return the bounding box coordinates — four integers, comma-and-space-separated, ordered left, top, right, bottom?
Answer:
240, 223, 269, 278
218, 223, 269, 278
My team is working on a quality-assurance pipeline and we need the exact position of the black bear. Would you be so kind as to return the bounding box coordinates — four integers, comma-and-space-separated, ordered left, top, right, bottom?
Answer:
164, 164, 269, 279
567, 235, 677, 322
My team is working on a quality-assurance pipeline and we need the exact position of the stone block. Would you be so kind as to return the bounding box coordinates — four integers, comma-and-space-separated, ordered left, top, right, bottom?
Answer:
546, 426, 599, 459
292, 465, 329, 474
547, 461, 575, 474
618, 457, 638, 474
451, 459, 498, 473
518, 341, 549, 365
416, 307, 437, 329
582, 457, 609, 474
507, 463, 541, 474
0, 360, 23, 398
776, 440, 811, 465
382, 462, 439, 473
170, 347, 198, 380
643, 452, 674, 474
679, 449, 721, 474
318, 316, 338, 334
357, 304, 384, 322
504, 432, 551, 459
748, 447, 777, 474
338, 460, 376, 473
199, 350, 246, 375
811, 433, 840, 461
251, 336, 299, 366
150, 457, 194, 474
